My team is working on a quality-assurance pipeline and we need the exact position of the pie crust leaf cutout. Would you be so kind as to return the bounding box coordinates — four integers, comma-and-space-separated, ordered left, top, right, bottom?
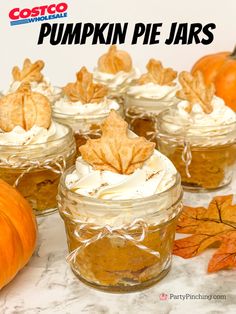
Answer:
0, 82, 51, 132
176, 71, 215, 114
137, 59, 177, 86
12, 58, 45, 83
97, 45, 133, 74
173, 195, 236, 273
63, 67, 108, 103
79, 110, 155, 175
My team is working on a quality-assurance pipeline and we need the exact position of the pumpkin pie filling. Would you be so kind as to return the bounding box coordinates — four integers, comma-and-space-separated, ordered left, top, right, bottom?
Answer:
0, 83, 76, 215
157, 71, 236, 191
58, 111, 182, 291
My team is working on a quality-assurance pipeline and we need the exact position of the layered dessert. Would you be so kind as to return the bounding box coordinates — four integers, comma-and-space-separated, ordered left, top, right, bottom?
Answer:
4, 58, 61, 103
53, 67, 120, 151
0, 83, 76, 215
157, 71, 236, 190
58, 111, 182, 291
125, 59, 178, 144
93, 45, 139, 99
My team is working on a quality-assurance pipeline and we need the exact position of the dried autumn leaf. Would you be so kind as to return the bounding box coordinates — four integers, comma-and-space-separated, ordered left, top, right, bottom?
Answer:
173, 195, 236, 273
208, 232, 236, 272
137, 59, 177, 86
79, 110, 155, 174
12, 58, 44, 83
176, 71, 215, 114
97, 45, 133, 74
63, 67, 108, 103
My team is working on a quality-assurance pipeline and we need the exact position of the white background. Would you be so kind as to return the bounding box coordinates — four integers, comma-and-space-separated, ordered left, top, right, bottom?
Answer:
1, 0, 236, 88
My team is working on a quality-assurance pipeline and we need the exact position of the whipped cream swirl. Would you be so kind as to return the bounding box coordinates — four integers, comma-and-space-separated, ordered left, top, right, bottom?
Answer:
127, 82, 178, 101
53, 97, 120, 116
93, 67, 140, 92
160, 96, 236, 138
65, 150, 177, 200
0, 121, 68, 146
5, 78, 62, 103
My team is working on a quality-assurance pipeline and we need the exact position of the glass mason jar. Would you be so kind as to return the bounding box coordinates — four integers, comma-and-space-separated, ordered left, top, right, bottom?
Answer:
0, 124, 76, 216
58, 167, 183, 292
104, 85, 128, 106
53, 106, 123, 153
124, 95, 178, 146
157, 109, 236, 191
94, 73, 138, 108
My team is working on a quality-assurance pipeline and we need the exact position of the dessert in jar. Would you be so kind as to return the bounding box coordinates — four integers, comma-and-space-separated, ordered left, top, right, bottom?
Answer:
125, 59, 179, 144
93, 45, 140, 102
0, 83, 76, 215
157, 71, 236, 191
53, 67, 121, 152
4, 58, 62, 103
58, 111, 183, 292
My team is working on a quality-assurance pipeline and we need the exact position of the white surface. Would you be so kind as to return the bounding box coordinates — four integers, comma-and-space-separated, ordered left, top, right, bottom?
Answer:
0, 175, 236, 314
1, 0, 236, 89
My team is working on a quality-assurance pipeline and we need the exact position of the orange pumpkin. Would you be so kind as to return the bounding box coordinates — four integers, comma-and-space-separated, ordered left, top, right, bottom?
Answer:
0, 179, 37, 289
191, 47, 236, 111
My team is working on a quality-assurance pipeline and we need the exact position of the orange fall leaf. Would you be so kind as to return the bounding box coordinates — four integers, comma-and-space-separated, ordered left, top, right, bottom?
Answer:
173, 195, 236, 273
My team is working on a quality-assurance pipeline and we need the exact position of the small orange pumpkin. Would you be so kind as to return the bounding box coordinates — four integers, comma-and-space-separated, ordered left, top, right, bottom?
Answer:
0, 179, 37, 289
191, 47, 236, 111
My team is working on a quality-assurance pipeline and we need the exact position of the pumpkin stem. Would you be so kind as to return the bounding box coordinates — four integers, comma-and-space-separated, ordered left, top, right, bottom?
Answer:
230, 46, 236, 59
17, 82, 31, 94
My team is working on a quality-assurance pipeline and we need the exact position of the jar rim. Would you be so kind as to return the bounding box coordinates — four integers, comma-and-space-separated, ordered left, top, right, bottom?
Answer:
52, 109, 111, 120
125, 93, 178, 103
158, 108, 236, 129
0, 122, 73, 148
59, 165, 183, 209
52, 101, 120, 121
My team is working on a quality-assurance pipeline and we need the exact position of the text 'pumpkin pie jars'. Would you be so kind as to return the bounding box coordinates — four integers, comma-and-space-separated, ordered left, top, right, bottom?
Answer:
4, 58, 62, 103
58, 111, 183, 292
53, 67, 121, 152
124, 59, 179, 145
156, 71, 236, 191
93, 45, 140, 103
0, 83, 76, 215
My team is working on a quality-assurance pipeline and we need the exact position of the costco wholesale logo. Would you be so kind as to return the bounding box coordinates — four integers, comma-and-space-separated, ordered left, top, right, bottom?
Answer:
9, 3, 68, 26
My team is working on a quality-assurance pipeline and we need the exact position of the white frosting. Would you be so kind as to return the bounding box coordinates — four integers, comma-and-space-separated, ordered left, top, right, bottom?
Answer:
65, 150, 177, 200
5, 78, 62, 102
161, 96, 236, 138
0, 121, 68, 146
127, 82, 178, 100
53, 96, 120, 116
93, 67, 140, 91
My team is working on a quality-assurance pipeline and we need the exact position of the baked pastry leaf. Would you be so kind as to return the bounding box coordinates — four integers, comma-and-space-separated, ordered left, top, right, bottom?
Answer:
79, 110, 155, 174
12, 58, 44, 83
176, 71, 215, 114
63, 67, 108, 103
97, 45, 132, 74
137, 59, 177, 86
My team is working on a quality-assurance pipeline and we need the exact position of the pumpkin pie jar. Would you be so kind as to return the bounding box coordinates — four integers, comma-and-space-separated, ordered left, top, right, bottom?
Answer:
58, 111, 183, 292
124, 59, 178, 145
53, 67, 121, 152
93, 45, 140, 104
4, 58, 62, 103
0, 83, 76, 215
157, 71, 236, 191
